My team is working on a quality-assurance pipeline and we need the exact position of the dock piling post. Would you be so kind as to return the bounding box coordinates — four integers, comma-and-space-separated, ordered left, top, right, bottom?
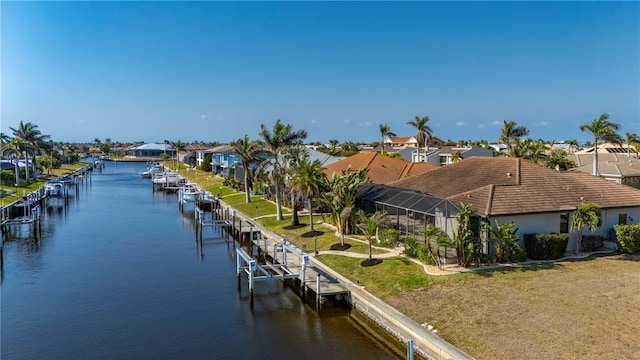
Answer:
316, 274, 321, 311
407, 340, 414, 360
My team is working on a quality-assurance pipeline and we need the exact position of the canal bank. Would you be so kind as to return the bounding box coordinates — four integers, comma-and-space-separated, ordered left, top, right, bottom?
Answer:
204, 193, 474, 360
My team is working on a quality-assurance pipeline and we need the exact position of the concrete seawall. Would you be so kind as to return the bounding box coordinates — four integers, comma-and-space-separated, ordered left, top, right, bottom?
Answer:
215, 197, 474, 360
311, 259, 474, 360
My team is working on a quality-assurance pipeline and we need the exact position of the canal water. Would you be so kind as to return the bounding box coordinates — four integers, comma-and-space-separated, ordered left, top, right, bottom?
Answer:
1, 161, 400, 359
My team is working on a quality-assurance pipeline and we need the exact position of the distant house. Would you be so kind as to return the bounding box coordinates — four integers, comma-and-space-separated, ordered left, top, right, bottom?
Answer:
323, 152, 437, 185
575, 142, 633, 155
570, 153, 640, 189
379, 157, 640, 252
384, 136, 418, 149
125, 143, 175, 158
422, 146, 495, 166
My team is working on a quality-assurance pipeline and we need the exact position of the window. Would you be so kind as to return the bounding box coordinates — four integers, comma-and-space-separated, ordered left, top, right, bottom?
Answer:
560, 213, 569, 233
618, 213, 627, 225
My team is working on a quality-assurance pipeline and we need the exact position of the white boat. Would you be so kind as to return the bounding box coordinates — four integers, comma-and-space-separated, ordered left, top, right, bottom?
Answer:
140, 164, 163, 178
180, 183, 201, 203
45, 181, 64, 198
94, 159, 104, 169
152, 171, 185, 186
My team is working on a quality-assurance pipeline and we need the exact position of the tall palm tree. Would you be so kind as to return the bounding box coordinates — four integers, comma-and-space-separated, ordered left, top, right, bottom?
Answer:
280, 144, 308, 226
499, 120, 529, 158
579, 113, 621, 176
10, 121, 45, 180
290, 159, 326, 232
625, 132, 639, 158
406, 116, 432, 162
378, 124, 396, 153
259, 119, 308, 221
169, 140, 185, 169
322, 167, 369, 244
230, 135, 263, 203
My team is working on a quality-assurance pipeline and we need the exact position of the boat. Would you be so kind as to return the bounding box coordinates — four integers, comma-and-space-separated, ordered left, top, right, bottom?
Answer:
140, 163, 164, 178
59, 175, 77, 186
180, 183, 201, 203
94, 159, 104, 169
152, 171, 185, 186
45, 181, 64, 198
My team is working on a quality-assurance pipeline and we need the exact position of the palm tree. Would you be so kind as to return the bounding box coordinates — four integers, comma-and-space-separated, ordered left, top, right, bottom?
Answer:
566, 139, 580, 154
546, 149, 576, 170
450, 151, 463, 163
499, 120, 529, 158
290, 159, 326, 232
322, 167, 369, 246
229, 134, 262, 203
454, 203, 474, 267
280, 145, 308, 226
356, 209, 388, 262
169, 140, 185, 169
579, 114, 621, 176
571, 202, 602, 254
259, 119, 308, 221
625, 132, 639, 158
10, 121, 45, 180
0, 132, 10, 145
527, 140, 547, 164
406, 116, 432, 162
378, 124, 396, 153
482, 220, 520, 263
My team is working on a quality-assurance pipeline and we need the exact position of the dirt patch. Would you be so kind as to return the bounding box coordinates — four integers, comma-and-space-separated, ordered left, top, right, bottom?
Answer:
330, 243, 352, 251
361, 258, 383, 267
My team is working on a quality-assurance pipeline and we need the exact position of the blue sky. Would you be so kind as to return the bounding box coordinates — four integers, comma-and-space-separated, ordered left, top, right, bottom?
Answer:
2, 1, 638, 145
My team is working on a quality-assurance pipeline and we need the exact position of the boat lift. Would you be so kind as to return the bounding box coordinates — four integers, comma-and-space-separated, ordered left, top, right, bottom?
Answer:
236, 239, 310, 303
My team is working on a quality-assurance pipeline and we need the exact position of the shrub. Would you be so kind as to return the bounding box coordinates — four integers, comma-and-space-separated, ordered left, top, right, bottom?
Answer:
524, 233, 568, 260
581, 235, 604, 252
417, 245, 436, 265
378, 228, 400, 248
614, 224, 640, 254
403, 236, 419, 258
201, 153, 212, 172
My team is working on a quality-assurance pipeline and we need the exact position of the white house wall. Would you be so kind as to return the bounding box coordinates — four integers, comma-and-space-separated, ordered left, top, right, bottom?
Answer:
492, 206, 640, 252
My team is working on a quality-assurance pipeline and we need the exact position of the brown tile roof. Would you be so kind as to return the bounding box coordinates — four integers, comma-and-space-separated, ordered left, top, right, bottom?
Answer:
323, 152, 437, 184
389, 157, 640, 216
389, 136, 414, 144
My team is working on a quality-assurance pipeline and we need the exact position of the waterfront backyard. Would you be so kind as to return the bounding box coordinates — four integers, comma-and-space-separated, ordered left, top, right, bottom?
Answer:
183, 168, 640, 359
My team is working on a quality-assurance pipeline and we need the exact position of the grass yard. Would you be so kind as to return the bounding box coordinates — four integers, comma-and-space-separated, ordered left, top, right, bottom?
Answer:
321, 253, 640, 359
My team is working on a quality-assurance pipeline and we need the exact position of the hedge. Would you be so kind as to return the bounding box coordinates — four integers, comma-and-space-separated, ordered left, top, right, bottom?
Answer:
614, 224, 640, 254
524, 233, 568, 260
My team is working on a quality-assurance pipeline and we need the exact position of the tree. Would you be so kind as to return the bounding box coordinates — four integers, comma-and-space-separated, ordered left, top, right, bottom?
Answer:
259, 119, 308, 221
229, 134, 263, 203
571, 202, 602, 254
280, 145, 308, 226
169, 140, 185, 169
499, 120, 529, 158
407, 115, 432, 162
527, 140, 547, 164
321, 167, 369, 246
290, 159, 326, 232
545, 149, 576, 170
450, 151, 463, 163
454, 203, 474, 267
579, 114, 621, 176
378, 124, 396, 153
482, 220, 521, 263
10, 121, 47, 180
356, 209, 387, 264
566, 139, 580, 154
625, 132, 639, 158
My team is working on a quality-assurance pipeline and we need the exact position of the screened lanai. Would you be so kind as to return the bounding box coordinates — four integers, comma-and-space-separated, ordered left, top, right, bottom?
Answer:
357, 183, 461, 240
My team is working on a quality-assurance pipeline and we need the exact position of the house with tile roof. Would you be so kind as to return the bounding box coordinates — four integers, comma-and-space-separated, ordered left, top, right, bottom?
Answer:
125, 143, 175, 158
384, 136, 418, 148
322, 152, 437, 185
570, 153, 640, 189
381, 157, 640, 252
421, 146, 495, 166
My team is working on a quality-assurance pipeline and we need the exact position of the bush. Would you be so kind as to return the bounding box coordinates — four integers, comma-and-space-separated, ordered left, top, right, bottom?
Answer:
417, 245, 436, 265
201, 153, 212, 172
378, 228, 400, 248
615, 224, 640, 254
581, 235, 604, 252
403, 236, 419, 258
524, 233, 568, 260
